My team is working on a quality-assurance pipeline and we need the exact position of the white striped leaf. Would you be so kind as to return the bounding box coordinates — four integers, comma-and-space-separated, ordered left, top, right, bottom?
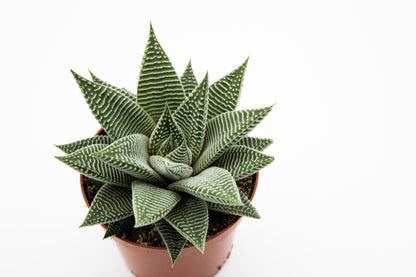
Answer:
173, 73, 209, 161
132, 181, 182, 227
236, 137, 273, 152
207, 58, 248, 120
56, 144, 132, 188
154, 219, 187, 265
207, 189, 260, 219
214, 145, 274, 180
194, 106, 273, 173
104, 216, 135, 239
165, 140, 192, 165
71, 70, 155, 139
168, 167, 242, 205
137, 24, 185, 121
149, 104, 184, 155
157, 135, 175, 156
55, 136, 113, 154
89, 70, 136, 102
164, 195, 208, 253
81, 183, 133, 227
149, 156, 193, 181
180, 60, 198, 97
91, 134, 166, 185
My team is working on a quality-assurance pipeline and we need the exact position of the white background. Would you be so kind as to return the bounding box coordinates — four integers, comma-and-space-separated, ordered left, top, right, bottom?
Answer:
1, 0, 416, 276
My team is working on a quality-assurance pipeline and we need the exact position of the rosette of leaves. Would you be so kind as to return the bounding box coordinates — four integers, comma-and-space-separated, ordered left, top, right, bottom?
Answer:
55, 24, 274, 265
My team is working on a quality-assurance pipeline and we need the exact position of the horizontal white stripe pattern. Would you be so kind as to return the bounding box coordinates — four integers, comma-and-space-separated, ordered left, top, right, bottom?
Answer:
168, 167, 242, 205
164, 196, 208, 253
194, 106, 273, 173
132, 181, 181, 227
137, 25, 185, 121
55, 136, 113, 154
207, 58, 248, 120
81, 184, 133, 226
71, 71, 155, 140
213, 145, 274, 180
155, 219, 187, 265
56, 144, 133, 188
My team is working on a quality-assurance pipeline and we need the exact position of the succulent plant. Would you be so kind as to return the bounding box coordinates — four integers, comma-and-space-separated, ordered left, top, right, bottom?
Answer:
55, 24, 274, 265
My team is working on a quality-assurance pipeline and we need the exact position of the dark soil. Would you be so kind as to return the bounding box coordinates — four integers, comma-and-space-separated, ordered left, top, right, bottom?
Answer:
82, 172, 256, 248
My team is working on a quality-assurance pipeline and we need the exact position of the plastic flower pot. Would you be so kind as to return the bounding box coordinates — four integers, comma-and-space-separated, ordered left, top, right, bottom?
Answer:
80, 129, 259, 277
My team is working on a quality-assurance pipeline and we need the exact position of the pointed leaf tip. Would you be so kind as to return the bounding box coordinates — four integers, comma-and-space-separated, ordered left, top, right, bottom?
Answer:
72, 71, 155, 139
137, 24, 185, 121
164, 196, 208, 253
181, 60, 199, 97
174, 73, 209, 160
214, 145, 274, 180
132, 181, 181, 227
149, 104, 185, 155
91, 134, 165, 185
206, 58, 250, 120
169, 167, 243, 205
207, 188, 261, 219
81, 184, 133, 227
155, 219, 187, 265
56, 144, 133, 187
195, 106, 273, 173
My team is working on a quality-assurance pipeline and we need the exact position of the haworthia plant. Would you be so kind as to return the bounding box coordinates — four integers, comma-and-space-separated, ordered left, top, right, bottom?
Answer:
56, 24, 275, 266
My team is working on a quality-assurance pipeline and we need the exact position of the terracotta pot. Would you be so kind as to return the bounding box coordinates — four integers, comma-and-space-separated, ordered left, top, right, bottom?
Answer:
80, 128, 259, 277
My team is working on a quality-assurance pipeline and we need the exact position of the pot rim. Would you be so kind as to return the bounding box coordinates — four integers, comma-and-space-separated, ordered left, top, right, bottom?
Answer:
80, 128, 259, 251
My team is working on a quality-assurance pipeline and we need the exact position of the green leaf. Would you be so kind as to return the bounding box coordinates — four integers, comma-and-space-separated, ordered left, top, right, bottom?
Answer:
104, 216, 135, 239
164, 195, 208, 253
180, 60, 198, 97
207, 189, 260, 219
157, 135, 175, 156
56, 144, 132, 188
207, 58, 248, 120
81, 184, 133, 227
71, 70, 155, 140
194, 106, 273, 173
165, 140, 193, 165
155, 219, 187, 265
214, 145, 274, 180
137, 24, 185, 121
132, 181, 182, 227
236, 137, 273, 152
168, 167, 242, 205
89, 70, 136, 102
173, 73, 209, 161
91, 134, 166, 185
149, 104, 184, 155
55, 136, 113, 154
149, 156, 193, 181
